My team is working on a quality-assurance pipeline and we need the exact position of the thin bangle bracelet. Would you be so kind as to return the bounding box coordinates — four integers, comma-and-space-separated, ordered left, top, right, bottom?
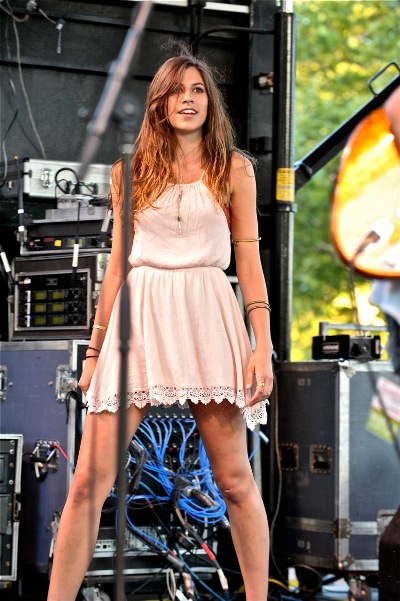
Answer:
86, 345, 100, 353
93, 324, 107, 331
245, 300, 270, 311
85, 355, 99, 359
232, 237, 261, 247
247, 305, 271, 316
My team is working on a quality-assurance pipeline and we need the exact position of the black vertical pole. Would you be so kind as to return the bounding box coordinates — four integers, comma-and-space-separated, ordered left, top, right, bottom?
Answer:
270, 0, 296, 361
115, 148, 133, 601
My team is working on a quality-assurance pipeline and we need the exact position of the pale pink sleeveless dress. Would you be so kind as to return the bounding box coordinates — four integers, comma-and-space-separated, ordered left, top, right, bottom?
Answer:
85, 177, 268, 430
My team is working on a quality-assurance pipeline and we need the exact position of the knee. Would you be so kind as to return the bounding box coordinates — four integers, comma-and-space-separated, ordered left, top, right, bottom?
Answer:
67, 468, 112, 509
214, 470, 255, 505
67, 472, 95, 507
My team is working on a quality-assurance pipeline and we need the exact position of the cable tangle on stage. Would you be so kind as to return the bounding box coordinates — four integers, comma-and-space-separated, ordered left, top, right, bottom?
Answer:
50, 414, 266, 600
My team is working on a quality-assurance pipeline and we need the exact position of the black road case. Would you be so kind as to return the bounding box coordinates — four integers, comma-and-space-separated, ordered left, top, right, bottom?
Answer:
0, 341, 71, 572
271, 360, 399, 573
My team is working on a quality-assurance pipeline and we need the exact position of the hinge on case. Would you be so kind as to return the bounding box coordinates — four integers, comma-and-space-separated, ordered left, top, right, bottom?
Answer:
337, 554, 355, 570
310, 444, 332, 474
278, 442, 299, 471
332, 518, 352, 538
0, 365, 7, 401
40, 168, 54, 188
12, 493, 21, 522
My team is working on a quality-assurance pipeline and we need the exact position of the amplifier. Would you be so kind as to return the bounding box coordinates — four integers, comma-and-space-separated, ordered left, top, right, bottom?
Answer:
22, 215, 111, 255
312, 334, 381, 360
14, 269, 90, 331
10, 254, 110, 340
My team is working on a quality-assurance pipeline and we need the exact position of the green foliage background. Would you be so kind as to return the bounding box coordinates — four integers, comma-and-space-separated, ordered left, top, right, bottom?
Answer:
292, 0, 400, 360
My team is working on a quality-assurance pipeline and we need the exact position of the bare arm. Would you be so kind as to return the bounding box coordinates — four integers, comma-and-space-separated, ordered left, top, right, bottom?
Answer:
79, 161, 134, 393
230, 153, 274, 405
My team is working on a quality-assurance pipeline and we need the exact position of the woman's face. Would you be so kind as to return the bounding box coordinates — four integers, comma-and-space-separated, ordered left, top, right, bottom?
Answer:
167, 66, 209, 136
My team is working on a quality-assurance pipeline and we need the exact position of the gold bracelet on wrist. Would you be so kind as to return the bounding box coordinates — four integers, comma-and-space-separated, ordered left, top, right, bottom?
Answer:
247, 305, 271, 316
245, 300, 271, 312
232, 237, 261, 247
245, 299, 269, 310
93, 324, 107, 331
245, 300, 271, 317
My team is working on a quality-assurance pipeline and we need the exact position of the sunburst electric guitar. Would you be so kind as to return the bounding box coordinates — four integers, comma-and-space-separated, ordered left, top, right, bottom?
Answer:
331, 106, 400, 278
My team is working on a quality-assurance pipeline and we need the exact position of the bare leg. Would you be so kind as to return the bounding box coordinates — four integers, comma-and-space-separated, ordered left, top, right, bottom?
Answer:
190, 401, 269, 601
47, 404, 148, 601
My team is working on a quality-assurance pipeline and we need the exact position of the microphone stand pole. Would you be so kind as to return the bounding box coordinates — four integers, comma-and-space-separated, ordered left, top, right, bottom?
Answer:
75, 3, 153, 599
77, 1, 152, 184
114, 142, 133, 601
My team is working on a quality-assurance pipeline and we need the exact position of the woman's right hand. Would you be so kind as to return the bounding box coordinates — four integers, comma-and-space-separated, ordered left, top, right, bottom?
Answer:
78, 358, 98, 396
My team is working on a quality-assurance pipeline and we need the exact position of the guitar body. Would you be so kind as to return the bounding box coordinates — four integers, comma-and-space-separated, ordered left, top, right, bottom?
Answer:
331, 106, 400, 278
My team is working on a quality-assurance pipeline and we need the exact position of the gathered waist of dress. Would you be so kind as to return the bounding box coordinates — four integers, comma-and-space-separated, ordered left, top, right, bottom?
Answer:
129, 263, 226, 274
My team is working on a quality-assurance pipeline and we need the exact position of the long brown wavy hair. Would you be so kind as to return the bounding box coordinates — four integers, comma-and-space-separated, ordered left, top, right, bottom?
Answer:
113, 50, 239, 216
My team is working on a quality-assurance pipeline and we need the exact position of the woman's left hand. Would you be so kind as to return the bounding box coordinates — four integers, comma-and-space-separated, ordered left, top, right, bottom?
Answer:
246, 347, 274, 406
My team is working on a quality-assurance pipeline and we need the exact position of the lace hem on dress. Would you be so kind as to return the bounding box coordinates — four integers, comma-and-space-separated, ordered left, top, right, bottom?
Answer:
87, 385, 268, 430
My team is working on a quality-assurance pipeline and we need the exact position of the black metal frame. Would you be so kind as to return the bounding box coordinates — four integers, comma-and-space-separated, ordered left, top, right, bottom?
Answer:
295, 71, 400, 191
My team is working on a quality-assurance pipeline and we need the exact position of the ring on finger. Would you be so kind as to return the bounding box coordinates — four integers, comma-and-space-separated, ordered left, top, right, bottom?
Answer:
257, 381, 265, 387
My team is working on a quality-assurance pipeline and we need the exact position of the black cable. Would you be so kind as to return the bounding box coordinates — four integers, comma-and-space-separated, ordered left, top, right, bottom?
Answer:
64, 390, 79, 424
2, 2, 44, 156
123, 566, 167, 598
348, 260, 362, 334
0, 108, 18, 187
192, 25, 274, 54
174, 485, 230, 599
125, 517, 185, 575
80, 181, 98, 196
126, 439, 147, 496
54, 167, 79, 195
